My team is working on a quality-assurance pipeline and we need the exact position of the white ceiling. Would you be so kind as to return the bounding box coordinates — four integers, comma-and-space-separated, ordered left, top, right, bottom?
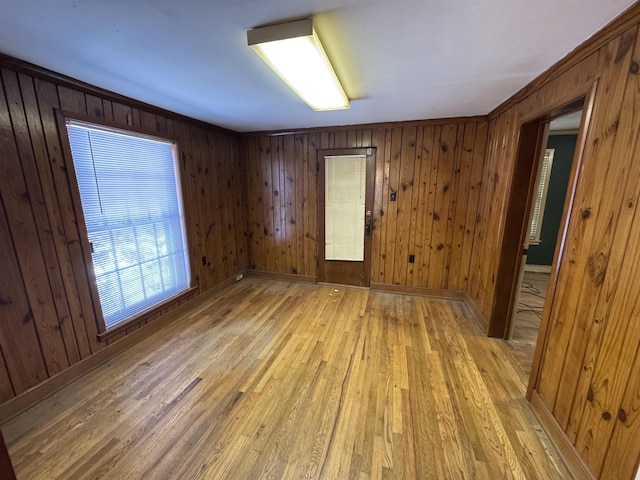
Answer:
0, 0, 635, 132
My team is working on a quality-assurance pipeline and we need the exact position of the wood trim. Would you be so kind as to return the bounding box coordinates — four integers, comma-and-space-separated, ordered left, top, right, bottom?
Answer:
55, 109, 200, 339
54, 108, 107, 335
0, 53, 236, 136
0, 274, 241, 424
60, 109, 181, 142
97, 286, 199, 341
519, 97, 586, 129
243, 269, 316, 283
530, 391, 594, 480
489, 120, 546, 338
0, 54, 488, 139
370, 282, 466, 300
243, 115, 488, 137
527, 81, 598, 398
489, 92, 590, 339
369, 284, 489, 334
490, 1, 640, 119
462, 292, 489, 333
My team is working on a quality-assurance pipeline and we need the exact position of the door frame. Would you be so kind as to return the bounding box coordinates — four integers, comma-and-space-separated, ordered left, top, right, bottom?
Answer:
507, 122, 551, 340
527, 83, 597, 397
488, 119, 548, 337
489, 94, 591, 339
317, 148, 376, 286
486, 80, 598, 401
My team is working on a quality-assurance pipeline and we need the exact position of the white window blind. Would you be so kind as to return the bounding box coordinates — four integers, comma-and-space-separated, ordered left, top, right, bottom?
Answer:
66, 120, 190, 330
324, 155, 367, 261
530, 148, 555, 245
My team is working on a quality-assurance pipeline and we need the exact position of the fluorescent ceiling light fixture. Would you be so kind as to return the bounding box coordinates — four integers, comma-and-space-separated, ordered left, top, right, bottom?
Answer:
248, 18, 350, 111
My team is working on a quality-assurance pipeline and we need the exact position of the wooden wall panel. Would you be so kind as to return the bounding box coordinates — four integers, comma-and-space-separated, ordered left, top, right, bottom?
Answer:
0, 72, 70, 377
415, 126, 438, 287
18, 74, 93, 360
241, 118, 488, 291
468, 109, 518, 318
383, 127, 403, 284
0, 59, 246, 404
36, 78, 102, 354
467, 4, 640, 478
0, 198, 48, 396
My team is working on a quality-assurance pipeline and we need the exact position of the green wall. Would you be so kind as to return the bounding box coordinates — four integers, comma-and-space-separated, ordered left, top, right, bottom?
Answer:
527, 134, 577, 266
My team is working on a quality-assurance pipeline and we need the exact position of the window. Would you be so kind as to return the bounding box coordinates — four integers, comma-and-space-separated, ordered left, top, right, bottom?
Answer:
324, 155, 367, 261
66, 120, 190, 330
529, 148, 554, 245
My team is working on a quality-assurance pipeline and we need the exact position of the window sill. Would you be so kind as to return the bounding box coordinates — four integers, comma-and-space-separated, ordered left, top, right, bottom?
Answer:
97, 285, 199, 342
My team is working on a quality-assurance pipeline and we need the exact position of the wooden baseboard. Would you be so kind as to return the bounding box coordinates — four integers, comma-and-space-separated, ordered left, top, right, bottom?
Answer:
369, 283, 466, 300
461, 293, 489, 333
0, 272, 242, 424
242, 276, 491, 337
530, 391, 594, 480
244, 270, 316, 283
524, 264, 553, 273
367, 284, 491, 334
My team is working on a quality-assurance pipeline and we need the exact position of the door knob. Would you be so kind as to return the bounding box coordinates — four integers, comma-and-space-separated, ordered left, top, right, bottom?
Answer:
365, 217, 375, 236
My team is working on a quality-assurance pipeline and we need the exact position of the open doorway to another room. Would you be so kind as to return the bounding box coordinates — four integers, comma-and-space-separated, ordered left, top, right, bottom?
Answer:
507, 110, 581, 374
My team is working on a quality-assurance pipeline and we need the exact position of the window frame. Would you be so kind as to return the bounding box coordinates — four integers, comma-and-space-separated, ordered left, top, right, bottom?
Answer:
57, 110, 195, 340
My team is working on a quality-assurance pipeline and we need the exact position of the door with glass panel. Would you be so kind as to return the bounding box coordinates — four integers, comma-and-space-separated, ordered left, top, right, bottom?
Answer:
318, 148, 375, 286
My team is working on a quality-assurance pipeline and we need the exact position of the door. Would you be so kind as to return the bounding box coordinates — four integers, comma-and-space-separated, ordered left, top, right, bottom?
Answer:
318, 148, 375, 286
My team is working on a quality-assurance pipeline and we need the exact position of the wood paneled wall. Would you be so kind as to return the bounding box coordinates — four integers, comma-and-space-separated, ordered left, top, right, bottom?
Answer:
468, 3, 640, 478
4, 2, 640, 475
0, 61, 246, 404
241, 119, 488, 291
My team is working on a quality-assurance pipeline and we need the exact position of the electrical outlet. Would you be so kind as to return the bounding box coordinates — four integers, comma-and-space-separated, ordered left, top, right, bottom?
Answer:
202, 256, 207, 265
390, 191, 397, 201
408, 254, 415, 263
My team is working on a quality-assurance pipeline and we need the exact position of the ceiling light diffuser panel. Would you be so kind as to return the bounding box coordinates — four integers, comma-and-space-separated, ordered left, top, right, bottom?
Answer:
248, 18, 350, 111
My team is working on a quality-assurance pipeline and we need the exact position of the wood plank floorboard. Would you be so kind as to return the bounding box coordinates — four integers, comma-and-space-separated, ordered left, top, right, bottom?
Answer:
508, 271, 549, 375
2, 278, 569, 479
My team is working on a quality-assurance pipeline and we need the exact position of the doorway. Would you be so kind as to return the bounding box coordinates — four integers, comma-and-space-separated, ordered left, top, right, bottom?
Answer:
507, 111, 582, 373
487, 89, 597, 378
317, 148, 376, 286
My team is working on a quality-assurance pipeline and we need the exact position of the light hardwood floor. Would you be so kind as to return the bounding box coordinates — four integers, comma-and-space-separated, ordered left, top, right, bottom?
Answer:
3, 278, 569, 479
507, 271, 550, 374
